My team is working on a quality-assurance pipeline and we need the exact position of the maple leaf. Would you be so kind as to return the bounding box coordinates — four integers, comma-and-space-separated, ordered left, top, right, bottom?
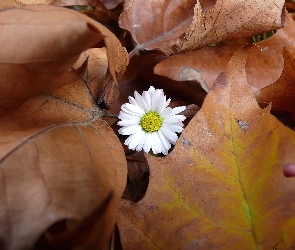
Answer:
117, 47, 295, 249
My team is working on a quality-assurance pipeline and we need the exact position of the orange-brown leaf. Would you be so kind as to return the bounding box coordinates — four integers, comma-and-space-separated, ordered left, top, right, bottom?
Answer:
117, 47, 295, 249
0, 49, 127, 250
255, 49, 295, 112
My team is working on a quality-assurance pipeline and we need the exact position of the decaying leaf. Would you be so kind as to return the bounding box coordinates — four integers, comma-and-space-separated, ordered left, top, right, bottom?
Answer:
170, 0, 285, 54
119, 0, 196, 55
0, 48, 127, 250
0, 5, 103, 113
119, 0, 285, 56
255, 49, 295, 112
154, 45, 240, 91
117, 47, 295, 249
0, 4, 128, 115
155, 10, 295, 92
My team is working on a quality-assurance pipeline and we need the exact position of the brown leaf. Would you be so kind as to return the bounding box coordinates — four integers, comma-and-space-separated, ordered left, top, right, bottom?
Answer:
119, 0, 196, 55
0, 5, 103, 113
0, 5, 128, 114
117, 47, 295, 249
51, 0, 106, 6
170, 0, 285, 54
102, 0, 123, 10
0, 49, 127, 249
119, 0, 285, 56
154, 45, 240, 90
3, 0, 54, 5
155, 11, 295, 92
43, 192, 115, 249
245, 11, 295, 91
255, 49, 295, 112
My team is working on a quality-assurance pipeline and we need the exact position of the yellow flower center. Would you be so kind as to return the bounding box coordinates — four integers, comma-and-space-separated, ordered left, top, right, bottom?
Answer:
141, 112, 163, 133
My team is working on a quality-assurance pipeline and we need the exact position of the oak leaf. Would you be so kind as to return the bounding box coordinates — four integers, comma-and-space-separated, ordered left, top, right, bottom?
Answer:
117, 47, 295, 249
119, 0, 285, 56
0, 48, 127, 250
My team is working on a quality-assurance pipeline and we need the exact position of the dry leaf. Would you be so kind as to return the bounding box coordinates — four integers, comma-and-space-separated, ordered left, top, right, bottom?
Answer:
0, 4, 128, 114
0, 5, 103, 113
51, 0, 106, 6
119, 0, 285, 56
0, 49, 127, 250
170, 0, 285, 54
117, 47, 295, 249
102, 0, 123, 10
155, 11, 295, 92
154, 45, 240, 91
119, 0, 196, 55
255, 49, 295, 112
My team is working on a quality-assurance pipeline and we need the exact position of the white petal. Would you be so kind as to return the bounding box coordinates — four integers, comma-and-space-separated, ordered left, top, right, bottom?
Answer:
121, 104, 144, 117
160, 127, 178, 144
151, 133, 162, 154
118, 111, 140, 121
142, 91, 152, 110
134, 91, 149, 111
172, 114, 186, 122
118, 125, 142, 135
172, 106, 186, 115
125, 130, 145, 150
136, 133, 147, 152
163, 116, 184, 124
118, 119, 140, 127
128, 96, 138, 106
162, 123, 184, 133
148, 86, 156, 92
165, 98, 171, 107
143, 133, 153, 153
160, 107, 173, 118
151, 89, 162, 111
158, 130, 171, 151
125, 103, 145, 115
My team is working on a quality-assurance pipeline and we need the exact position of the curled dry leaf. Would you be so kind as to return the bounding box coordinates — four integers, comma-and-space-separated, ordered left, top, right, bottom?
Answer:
0, 5, 103, 113
170, 0, 285, 54
119, 0, 285, 56
0, 49, 127, 250
0, 4, 128, 115
102, 0, 123, 10
255, 49, 295, 112
154, 45, 240, 91
155, 11, 295, 92
119, 0, 196, 55
51, 0, 107, 6
117, 47, 295, 249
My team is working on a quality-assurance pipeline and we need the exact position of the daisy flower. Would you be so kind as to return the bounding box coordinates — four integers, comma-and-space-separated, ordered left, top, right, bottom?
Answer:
117, 86, 186, 155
